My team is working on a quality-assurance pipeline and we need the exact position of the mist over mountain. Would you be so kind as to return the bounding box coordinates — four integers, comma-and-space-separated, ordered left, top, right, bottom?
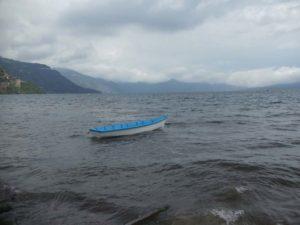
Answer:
0, 57, 99, 93
267, 82, 300, 89
117, 79, 240, 93
58, 68, 240, 93
1, 56, 300, 94
56, 68, 119, 93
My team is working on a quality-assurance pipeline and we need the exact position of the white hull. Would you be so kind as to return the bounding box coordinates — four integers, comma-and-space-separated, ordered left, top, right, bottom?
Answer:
90, 120, 165, 138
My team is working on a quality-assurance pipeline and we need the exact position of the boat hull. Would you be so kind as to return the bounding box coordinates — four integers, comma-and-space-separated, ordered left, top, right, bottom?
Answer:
89, 119, 166, 138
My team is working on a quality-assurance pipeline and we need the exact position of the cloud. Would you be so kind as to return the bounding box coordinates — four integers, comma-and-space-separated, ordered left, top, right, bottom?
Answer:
59, 0, 300, 34
227, 67, 300, 87
0, 0, 299, 87
60, 0, 203, 34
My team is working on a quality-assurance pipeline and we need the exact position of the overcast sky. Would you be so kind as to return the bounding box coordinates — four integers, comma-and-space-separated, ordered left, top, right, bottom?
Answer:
0, 0, 300, 86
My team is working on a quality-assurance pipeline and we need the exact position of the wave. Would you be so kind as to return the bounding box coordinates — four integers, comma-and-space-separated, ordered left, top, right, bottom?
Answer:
69, 134, 82, 138
267, 177, 299, 188
291, 140, 300, 145
247, 142, 291, 149
210, 209, 244, 225
190, 159, 264, 173
160, 209, 245, 225
235, 186, 249, 194
205, 120, 224, 124
269, 101, 282, 104
217, 161, 264, 172
153, 163, 183, 173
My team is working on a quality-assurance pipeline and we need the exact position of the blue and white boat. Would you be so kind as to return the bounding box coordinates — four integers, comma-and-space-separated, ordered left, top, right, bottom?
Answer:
89, 115, 167, 138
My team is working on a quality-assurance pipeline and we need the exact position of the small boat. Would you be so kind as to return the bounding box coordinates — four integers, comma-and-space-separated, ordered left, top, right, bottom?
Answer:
89, 115, 167, 138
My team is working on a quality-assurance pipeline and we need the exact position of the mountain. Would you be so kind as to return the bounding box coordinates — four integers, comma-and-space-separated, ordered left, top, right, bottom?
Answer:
58, 68, 239, 93
267, 82, 300, 89
56, 68, 119, 93
0, 57, 99, 93
116, 79, 239, 93
0, 66, 43, 94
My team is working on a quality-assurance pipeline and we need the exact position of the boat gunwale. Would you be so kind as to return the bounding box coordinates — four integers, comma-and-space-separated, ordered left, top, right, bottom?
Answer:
89, 115, 167, 133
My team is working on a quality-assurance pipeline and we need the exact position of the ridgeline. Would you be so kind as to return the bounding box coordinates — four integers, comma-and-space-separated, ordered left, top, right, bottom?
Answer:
0, 57, 99, 94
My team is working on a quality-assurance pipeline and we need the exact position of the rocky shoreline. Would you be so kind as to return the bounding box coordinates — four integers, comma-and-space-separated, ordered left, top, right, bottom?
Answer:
0, 181, 19, 225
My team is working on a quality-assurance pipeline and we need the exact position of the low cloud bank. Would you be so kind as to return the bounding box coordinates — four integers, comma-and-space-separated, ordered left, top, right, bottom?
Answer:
226, 67, 300, 87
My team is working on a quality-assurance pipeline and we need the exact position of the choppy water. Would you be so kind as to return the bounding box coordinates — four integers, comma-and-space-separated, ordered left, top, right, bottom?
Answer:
0, 90, 299, 225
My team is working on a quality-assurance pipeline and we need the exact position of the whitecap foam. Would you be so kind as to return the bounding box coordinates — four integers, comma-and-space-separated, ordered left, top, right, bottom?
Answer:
210, 209, 244, 225
235, 186, 248, 193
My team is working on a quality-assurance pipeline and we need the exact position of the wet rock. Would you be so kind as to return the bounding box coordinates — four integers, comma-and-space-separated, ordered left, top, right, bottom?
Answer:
0, 183, 17, 225
0, 184, 19, 202
0, 203, 12, 214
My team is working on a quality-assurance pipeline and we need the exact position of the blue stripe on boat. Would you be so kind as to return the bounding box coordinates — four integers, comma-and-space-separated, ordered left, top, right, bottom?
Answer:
90, 115, 167, 133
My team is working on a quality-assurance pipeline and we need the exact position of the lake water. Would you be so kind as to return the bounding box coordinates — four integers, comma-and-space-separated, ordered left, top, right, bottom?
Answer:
0, 90, 299, 225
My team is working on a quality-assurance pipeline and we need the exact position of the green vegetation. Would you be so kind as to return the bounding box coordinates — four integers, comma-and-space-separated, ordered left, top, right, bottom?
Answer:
19, 81, 43, 94
0, 67, 7, 82
0, 57, 99, 93
4, 81, 43, 94
0, 66, 43, 94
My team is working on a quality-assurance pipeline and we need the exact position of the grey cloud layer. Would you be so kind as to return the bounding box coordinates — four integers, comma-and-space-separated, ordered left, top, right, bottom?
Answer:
1, 0, 300, 86
61, 0, 203, 32
60, 0, 255, 33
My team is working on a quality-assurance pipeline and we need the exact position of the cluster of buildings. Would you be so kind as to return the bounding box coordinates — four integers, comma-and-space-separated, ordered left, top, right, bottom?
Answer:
0, 67, 22, 93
